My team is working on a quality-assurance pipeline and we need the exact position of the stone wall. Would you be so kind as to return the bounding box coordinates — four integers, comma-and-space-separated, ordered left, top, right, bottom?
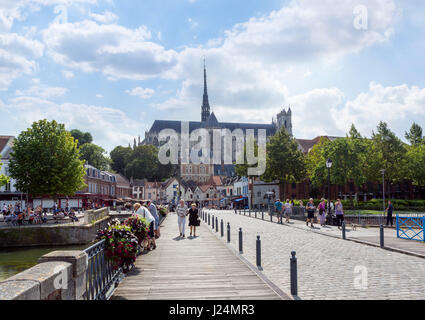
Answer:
84, 207, 110, 225
0, 216, 110, 248
0, 251, 87, 300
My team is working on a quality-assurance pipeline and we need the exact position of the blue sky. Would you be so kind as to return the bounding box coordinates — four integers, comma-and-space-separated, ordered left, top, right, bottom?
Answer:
1, 0, 425, 152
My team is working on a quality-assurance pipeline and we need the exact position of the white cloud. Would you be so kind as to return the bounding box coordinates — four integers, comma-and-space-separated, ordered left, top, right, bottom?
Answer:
126, 87, 155, 99
0, 96, 142, 152
0, 32, 44, 90
151, 0, 399, 127
336, 82, 425, 138
15, 80, 69, 98
96, 93, 104, 98
61, 70, 74, 79
42, 20, 178, 80
89, 11, 118, 24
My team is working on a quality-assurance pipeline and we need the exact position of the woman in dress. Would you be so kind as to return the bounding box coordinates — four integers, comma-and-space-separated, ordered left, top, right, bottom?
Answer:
318, 198, 326, 227
188, 203, 199, 237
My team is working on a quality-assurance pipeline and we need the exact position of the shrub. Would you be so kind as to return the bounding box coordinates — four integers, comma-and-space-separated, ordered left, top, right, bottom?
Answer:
124, 216, 150, 245
96, 219, 139, 272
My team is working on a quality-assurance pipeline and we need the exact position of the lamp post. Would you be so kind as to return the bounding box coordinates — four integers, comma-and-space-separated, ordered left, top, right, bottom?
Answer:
380, 169, 385, 212
326, 158, 333, 225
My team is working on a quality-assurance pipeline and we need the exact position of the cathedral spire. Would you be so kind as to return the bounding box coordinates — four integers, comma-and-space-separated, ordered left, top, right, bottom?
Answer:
201, 57, 211, 122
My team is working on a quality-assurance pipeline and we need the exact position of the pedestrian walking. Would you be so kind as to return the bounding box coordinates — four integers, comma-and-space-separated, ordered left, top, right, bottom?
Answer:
335, 199, 344, 229
318, 198, 326, 227
284, 199, 293, 223
385, 200, 394, 227
306, 198, 316, 228
188, 203, 200, 237
274, 199, 283, 222
176, 199, 188, 238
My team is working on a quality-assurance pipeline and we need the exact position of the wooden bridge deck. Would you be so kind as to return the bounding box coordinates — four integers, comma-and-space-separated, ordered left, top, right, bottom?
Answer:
111, 213, 284, 300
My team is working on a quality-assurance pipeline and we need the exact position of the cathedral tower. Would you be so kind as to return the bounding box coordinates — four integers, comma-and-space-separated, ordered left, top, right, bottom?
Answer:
276, 106, 293, 136
201, 59, 211, 123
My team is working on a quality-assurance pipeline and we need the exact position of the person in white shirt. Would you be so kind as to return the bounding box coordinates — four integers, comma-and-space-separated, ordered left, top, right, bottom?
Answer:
284, 199, 293, 223
134, 203, 156, 250
175, 199, 188, 238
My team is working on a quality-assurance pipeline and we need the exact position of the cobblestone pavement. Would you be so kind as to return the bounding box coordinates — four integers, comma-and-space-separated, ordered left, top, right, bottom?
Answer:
202, 209, 425, 300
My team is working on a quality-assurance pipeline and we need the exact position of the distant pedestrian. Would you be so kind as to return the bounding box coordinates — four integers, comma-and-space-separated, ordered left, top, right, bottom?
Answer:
284, 199, 292, 223
176, 199, 188, 238
385, 200, 394, 227
335, 199, 344, 229
274, 199, 283, 223
188, 203, 200, 237
318, 198, 326, 227
306, 198, 316, 228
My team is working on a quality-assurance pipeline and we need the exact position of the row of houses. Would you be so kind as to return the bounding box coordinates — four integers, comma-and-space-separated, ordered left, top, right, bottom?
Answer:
131, 175, 282, 209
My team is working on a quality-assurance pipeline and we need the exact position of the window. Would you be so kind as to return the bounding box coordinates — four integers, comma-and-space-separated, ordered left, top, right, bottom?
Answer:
257, 191, 261, 197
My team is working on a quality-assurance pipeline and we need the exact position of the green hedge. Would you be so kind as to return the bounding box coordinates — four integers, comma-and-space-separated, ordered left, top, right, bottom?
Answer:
296, 199, 425, 211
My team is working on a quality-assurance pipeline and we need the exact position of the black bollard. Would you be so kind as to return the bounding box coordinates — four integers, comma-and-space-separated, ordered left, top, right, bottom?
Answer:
262, 210, 264, 220
221, 219, 224, 237
256, 236, 262, 269
255, 210, 257, 219
212, 215, 215, 229
342, 221, 346, 240
215, 217, 218, 232
239, 228, 243, 254
208, 213, 210, 225
227, 223, 231, 243
380, 224, 384, 248
270, 211, 273, 223
244, 209, 246, 216
290, 251, 298, 296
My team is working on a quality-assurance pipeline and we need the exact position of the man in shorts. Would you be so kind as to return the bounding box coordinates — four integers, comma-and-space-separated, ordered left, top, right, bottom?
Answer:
274, 199, 283, 224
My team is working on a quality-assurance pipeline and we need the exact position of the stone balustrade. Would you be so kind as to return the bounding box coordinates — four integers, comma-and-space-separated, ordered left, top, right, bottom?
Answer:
0, 250, 88, 300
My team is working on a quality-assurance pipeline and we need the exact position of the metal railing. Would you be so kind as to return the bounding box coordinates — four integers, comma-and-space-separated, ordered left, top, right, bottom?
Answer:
397, 215, 425, 242
84, 239, 123, 300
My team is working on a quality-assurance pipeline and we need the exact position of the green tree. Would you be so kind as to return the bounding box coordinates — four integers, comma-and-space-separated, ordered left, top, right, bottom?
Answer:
80, 143, 111, 170
262, 127, 306, 199
110, 146, 133, 175
406, 144, 425, 186
9, 119, 86, 199
371, 121, 407, 185
70, 129, 93, 147
306, 137, 331, 188
124, 145, 173, 181
0, 162, 9, 187
405, 123, 424, 146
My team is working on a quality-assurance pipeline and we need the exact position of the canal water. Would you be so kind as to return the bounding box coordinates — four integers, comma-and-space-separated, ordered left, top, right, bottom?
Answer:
0, 244, 90, 281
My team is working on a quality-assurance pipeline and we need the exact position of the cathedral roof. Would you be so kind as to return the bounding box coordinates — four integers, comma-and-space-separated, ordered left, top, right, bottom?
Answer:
148, 119, 276, 136
204, 112, 219, 128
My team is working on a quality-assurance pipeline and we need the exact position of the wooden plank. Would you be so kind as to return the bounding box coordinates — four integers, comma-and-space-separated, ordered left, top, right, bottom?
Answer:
111, 213, 285, 300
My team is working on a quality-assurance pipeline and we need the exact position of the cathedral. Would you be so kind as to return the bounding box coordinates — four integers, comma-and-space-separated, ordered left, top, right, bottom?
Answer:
139, 63, 293, 182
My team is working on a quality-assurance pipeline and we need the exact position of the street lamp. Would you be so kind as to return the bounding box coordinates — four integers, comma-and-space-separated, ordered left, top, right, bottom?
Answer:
326, 158, 333, 224
380, 169, 385, 212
